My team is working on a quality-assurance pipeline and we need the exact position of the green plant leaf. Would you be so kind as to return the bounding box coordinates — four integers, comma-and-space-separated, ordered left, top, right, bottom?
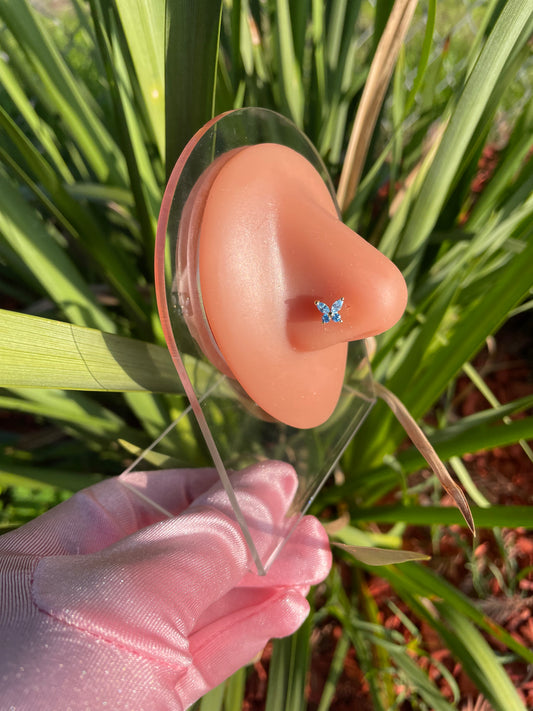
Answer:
0, 309, 180, 393
357, 231, 533, 472
165, 0, 223, 176
196, 680, 224, 710
266, 613, 311, 711
0, 462, 101, 492
272, 0, 305, 127
386, 562, 533, 665
351, 505, 533, 530
0, 389, 126, 435
114, 0, 165, 157
433, 603, 527, 711
223, 666, 246, 711
403, 0, 436, 117
337, 0, 418, 210
315, 631, 350, 711
355, 406, 533, 498
88, 0, 160, 253
386, 645, 458, 711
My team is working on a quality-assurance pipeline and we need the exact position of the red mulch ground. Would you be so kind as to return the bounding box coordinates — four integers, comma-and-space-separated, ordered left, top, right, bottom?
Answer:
243, 312, 533, 710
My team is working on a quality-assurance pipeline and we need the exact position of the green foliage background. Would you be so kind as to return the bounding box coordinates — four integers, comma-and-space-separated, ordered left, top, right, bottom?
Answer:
0, 0, 532, 708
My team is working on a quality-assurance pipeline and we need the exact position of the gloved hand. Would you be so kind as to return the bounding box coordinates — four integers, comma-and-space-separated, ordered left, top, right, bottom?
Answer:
0, 461, 331, 710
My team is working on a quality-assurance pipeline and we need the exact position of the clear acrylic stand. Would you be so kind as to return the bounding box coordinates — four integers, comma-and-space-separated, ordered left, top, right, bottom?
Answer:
128, 109, 376, 574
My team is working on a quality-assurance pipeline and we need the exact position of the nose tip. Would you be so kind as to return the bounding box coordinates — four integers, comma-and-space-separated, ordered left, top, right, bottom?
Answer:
285, 211, 408, 352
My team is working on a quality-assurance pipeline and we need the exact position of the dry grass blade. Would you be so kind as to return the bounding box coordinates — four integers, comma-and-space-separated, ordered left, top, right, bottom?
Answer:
374, 382, 476, 535
388, 120, 447, 216
336, 0, 418, 212
333, 542, 430, 565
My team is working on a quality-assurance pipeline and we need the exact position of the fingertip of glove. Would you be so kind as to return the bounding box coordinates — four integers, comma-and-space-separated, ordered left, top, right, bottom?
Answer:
254, 515, 332, 587
230, 460, 298, 509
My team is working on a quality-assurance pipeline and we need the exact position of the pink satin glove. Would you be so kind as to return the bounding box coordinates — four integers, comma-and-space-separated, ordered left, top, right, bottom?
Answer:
0, 461, 331, 710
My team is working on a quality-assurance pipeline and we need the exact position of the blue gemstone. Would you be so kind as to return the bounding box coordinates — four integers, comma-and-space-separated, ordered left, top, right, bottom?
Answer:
315, 297, 344, 324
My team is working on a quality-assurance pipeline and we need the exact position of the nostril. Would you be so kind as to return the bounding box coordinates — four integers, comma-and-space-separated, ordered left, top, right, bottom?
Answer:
285, 216, 407, 353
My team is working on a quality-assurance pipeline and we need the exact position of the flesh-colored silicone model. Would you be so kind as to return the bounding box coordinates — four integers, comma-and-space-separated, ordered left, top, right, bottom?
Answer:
196, 143, 407, 429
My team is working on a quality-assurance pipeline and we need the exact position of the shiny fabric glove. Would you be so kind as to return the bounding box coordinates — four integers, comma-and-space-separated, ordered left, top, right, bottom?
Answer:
0, 461, 331, 710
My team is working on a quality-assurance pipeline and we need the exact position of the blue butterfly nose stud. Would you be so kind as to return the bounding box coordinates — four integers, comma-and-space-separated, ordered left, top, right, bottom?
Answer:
314, 297, 344, 324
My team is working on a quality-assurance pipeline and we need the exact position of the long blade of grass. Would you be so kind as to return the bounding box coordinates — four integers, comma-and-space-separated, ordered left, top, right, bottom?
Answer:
165, 0, 223, 177
403, 0, 436, 117
358, 228, 533, 471
433, 603, 527, 711
406, 232, 533, 418
366, 402, 533, 482
315, 631, 350, 711
273, 0, 305, 127
310, 0, 327, 128
285, 612, 312, 711
265, 612, 312, 711
0, 390, 125, 433
351, 505, 533, 530
0, 389, 155, 457
195, 680, 224, 710
0, 462, 101, 492
316, 0, 365, 164
343, 415, 533, 508
223, 666, 246, 711
468, 97, 533, 228
386, 645, 459, 711
265, 636, 291, 711
462, 361, 533, 463
353, 578, 398, 709
289, 0, 310, 71
89, 0, 160, 253
448, 455, 492, 509
114, 0, 165, 157
122, 391, 173, 441
0, 309, 181, 393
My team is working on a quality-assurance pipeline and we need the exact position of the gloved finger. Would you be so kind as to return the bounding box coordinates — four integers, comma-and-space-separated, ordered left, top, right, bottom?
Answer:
180, 588, 310, 708
117, 457, 298, 555
186, 460, 298, 556
32, 462, 299, 667
192, 515, 331, 632
0, 467, 221, 556
119, 467, 222, 521
173, 512, 331, 701
239, 514, 332, 590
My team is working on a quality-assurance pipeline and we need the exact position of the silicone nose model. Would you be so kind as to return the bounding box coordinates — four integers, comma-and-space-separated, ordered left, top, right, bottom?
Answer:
179, 143, 407, 429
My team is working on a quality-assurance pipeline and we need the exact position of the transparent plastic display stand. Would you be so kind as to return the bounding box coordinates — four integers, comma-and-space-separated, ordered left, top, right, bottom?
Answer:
124, 108, 376, 575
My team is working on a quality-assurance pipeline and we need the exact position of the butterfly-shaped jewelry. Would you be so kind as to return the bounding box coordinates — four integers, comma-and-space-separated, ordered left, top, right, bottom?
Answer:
314, 297, 344, 324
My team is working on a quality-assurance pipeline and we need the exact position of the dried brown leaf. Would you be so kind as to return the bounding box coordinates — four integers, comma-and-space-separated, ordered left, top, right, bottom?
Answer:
374, 381, 476, 535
